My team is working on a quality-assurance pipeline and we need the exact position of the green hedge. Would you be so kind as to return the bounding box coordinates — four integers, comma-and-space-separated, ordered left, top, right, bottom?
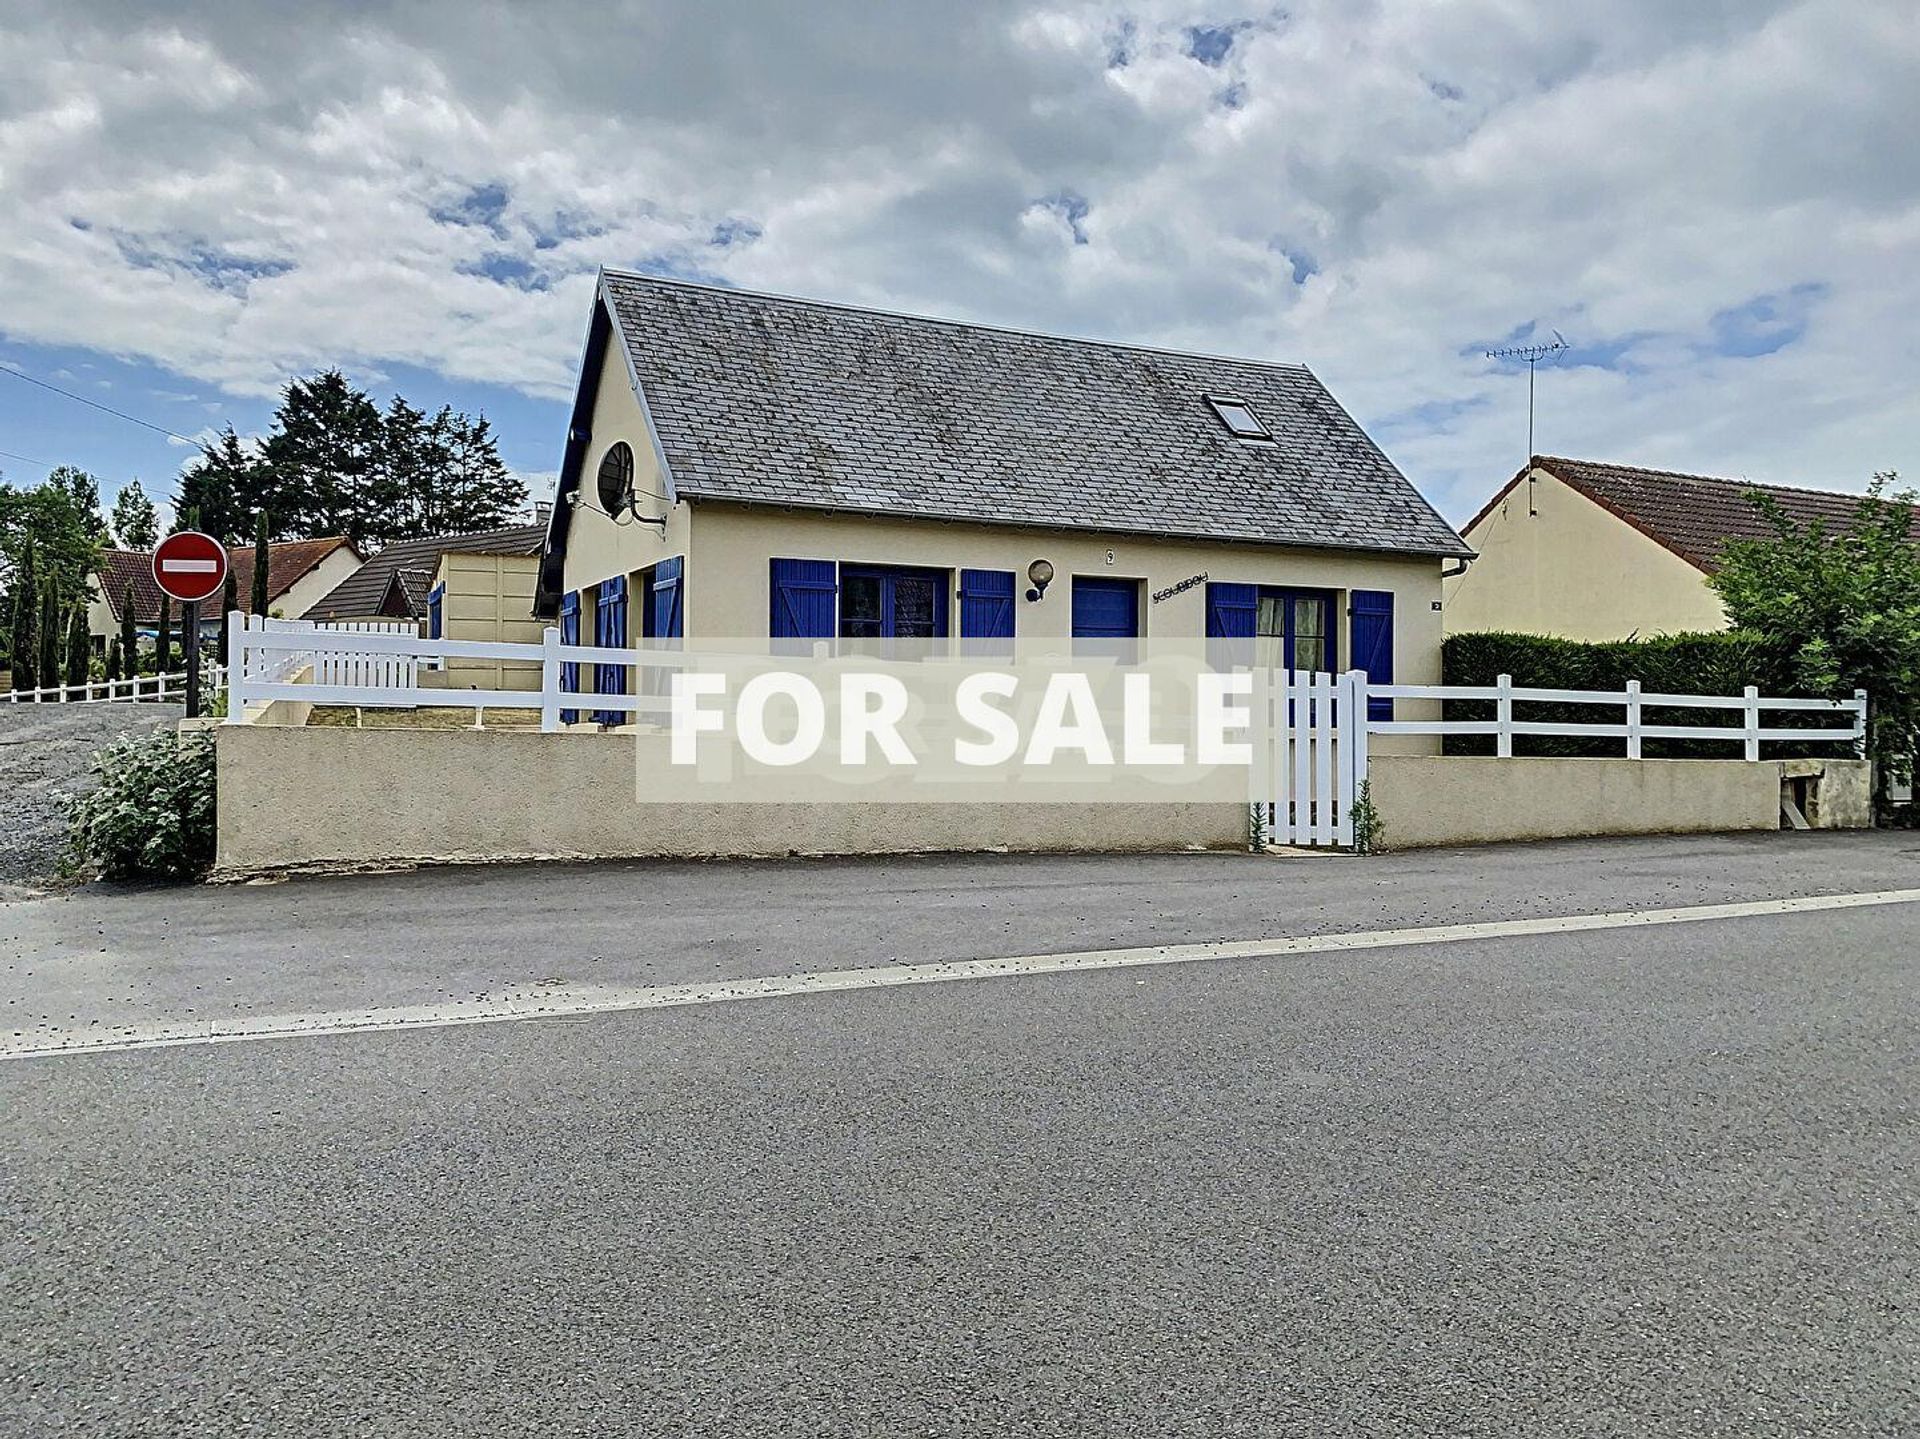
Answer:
1439, 631, 1853, 759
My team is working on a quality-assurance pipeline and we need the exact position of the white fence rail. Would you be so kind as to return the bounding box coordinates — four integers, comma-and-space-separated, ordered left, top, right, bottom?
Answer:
1369, 673, 1867, 760
227, 612, 687, 729
1, 665, 222, 705
227, 622, 1874, 851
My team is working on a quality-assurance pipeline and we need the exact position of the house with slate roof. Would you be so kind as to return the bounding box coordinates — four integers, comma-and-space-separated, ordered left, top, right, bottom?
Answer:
1443, 456, 1920, 641
537, 270, 1471, 721
309, 521, 550, 690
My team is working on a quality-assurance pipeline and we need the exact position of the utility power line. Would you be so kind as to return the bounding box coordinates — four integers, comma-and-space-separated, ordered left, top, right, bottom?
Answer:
0, 364, 201, 446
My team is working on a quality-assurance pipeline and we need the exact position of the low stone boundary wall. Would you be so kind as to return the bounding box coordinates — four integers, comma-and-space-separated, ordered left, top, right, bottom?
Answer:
1366, 755, 1868, 849
214, 725, 1247, 873
213, 726, 1872, 874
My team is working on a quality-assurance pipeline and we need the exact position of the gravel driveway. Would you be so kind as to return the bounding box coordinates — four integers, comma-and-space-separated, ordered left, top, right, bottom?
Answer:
0, 701, 183, 888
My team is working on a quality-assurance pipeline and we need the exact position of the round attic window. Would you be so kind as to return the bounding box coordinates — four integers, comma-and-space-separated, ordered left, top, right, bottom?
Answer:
596, 442, 635, 515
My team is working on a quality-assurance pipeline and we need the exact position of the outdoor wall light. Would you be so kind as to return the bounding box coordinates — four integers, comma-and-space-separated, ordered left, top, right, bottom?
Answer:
1025, 558, 1055, 602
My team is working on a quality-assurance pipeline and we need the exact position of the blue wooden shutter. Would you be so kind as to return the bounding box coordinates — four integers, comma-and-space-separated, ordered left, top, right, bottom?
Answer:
958, 569, 1014, 652
1351, 589, 1394, 721
649, 556, 684, 640
593, 576, 628, 724
1205, 583, 1257, 638
558, 592, 581, 725
427, 582, 445, 640
1071, 577, 1139, 638
1205, 582, 1257, 670
770, 558, 837, 643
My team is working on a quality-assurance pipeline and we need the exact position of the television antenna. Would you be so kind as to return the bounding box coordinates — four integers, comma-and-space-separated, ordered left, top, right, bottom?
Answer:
1485, 331, 1568, 514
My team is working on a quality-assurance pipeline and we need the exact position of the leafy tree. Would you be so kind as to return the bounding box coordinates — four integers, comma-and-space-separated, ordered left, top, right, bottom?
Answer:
251, 510, 270, 614
219, 569, 238, 657
1712, 472, 1920, 808
8, 546, 34, 692
174, 427, 260, 544
171, 372, 525, 549
46, 467, 109, 544
156, 596, 172, 678
120, 584, 137, 677
1, 472, 104, 608
428, 407, 523, 537
260, 370, 384, 543
38, 579, 59, 694
110, 480, 160, 550
107, 635, 123, 684
64, 603, 88, 691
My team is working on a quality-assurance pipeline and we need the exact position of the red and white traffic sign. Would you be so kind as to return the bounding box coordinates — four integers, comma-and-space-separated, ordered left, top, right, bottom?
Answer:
151, 531, 229, 605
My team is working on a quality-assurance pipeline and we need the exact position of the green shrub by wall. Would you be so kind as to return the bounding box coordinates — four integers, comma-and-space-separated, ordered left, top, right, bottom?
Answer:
1439, 631, 1853, 759
66, 727, 216, 880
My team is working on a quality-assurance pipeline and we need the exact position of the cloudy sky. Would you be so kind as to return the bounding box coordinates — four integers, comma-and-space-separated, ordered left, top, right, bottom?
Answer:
1, 0, 1915, 527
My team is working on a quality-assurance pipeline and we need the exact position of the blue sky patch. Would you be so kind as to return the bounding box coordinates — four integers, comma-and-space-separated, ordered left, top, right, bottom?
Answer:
460, 253, 551, 291
431, 181, 512, 239
709, 218, 764, 249
1184, 22, 1248, 67
1706, 283, 1826, 359
1036, 192, 1091, 244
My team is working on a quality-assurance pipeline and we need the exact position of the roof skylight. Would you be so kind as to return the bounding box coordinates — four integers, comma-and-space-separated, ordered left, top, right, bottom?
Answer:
1206, 395, 1270, 440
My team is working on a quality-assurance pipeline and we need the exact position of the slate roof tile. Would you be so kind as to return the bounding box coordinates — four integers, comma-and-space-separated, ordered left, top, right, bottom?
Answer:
600, 272, 1472, 559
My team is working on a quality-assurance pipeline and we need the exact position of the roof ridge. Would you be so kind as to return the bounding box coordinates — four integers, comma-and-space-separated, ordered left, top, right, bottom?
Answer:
600, 267, 1318, 378
1536, 455, 1886, 506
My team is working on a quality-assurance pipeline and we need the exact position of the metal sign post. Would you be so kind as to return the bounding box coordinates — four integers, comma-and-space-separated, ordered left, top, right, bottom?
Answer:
183, 600, 201, 717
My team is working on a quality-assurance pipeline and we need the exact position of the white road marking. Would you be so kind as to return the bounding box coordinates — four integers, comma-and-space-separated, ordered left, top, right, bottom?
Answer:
8, 887, 1920, 1061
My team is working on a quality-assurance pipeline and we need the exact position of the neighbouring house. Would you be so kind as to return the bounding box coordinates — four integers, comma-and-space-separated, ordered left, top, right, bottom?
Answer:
536, 270, 1472, 728
1443, 456, 1919, 641
307, 522, 549, 690
88, 536, 362, 655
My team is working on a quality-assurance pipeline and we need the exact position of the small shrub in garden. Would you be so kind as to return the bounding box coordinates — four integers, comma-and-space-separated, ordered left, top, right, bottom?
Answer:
66, 728, 217, 880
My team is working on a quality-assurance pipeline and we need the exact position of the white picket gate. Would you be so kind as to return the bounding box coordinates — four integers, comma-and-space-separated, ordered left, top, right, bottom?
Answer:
1249, 669, 1368, 848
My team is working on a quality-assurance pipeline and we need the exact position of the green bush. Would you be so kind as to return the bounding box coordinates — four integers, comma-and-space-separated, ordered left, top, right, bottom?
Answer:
66, 728, 217, 880
1440, 630, 1852, 759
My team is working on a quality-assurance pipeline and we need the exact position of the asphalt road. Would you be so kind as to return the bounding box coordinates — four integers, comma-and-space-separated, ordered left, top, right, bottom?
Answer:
5, 835, 1920, 1436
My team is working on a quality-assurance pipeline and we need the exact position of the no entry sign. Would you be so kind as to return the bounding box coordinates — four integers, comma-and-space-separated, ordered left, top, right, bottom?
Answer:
151, 531, 229, 605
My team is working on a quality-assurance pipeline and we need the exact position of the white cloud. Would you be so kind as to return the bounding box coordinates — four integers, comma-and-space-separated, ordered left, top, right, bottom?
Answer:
0, 0, 1915, 520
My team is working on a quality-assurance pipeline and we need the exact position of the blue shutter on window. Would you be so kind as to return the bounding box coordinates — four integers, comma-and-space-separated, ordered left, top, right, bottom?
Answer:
1205, 580, 1258, 671
1205, 583, 1258, 638
558, 592, 581, 725
1351, 589, 1394, 722
427, 582, 445, 641
649, 556, 684, 640
593, 576, 629, 724
770, 558, 837, 644
958, 569, 1014, 651
1071, 578, 1140, 638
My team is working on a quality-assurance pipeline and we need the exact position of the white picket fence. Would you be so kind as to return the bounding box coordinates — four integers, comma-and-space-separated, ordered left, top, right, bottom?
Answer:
230, 615, 422, 693
225, 620, 1873, 850
226, 613, 684, 728
1, 665, 223, 705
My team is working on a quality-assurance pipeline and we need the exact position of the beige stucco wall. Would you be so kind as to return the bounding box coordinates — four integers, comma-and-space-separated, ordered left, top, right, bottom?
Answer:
1443, 470, 1729, 640
278, 547, 364, 619
433, 551, 542, 692
1364, 754, 1868, 848
214, 724, 1247, 873
213, 727, 1872, 875
561, 332, 691, 595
